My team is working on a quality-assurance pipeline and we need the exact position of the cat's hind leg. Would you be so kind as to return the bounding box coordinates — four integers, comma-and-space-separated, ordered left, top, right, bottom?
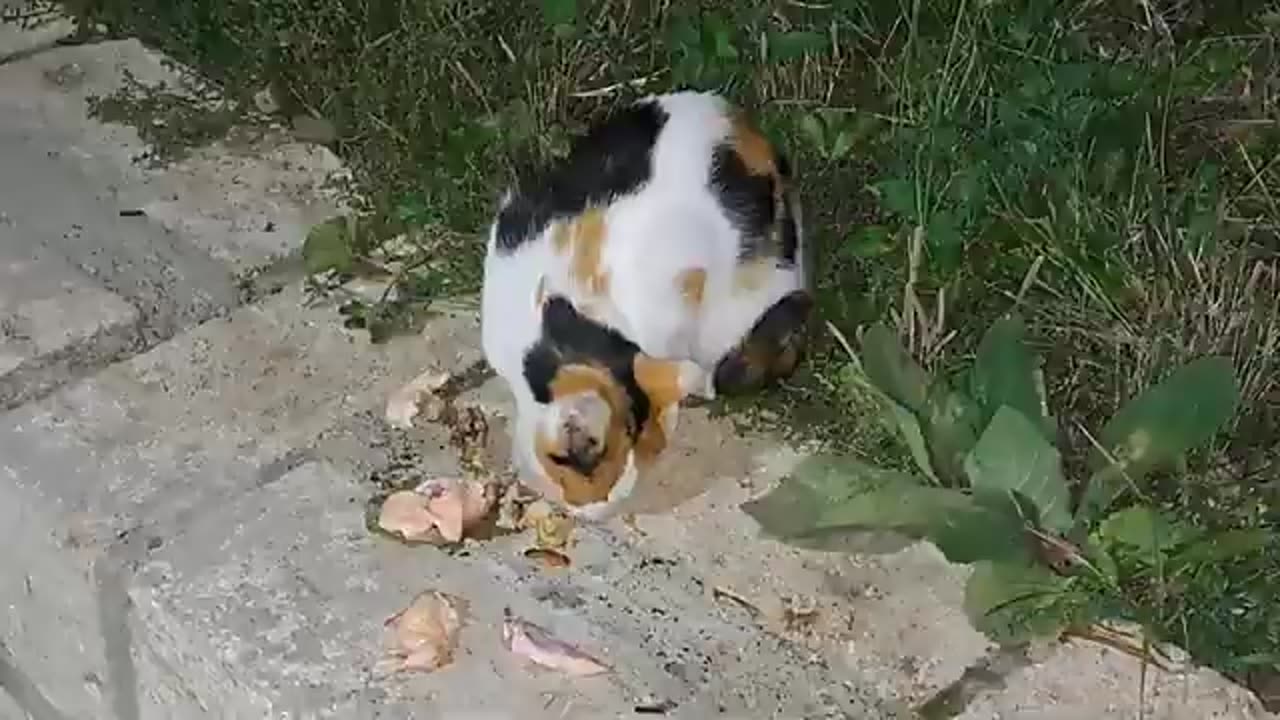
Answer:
711, 289, 814, 396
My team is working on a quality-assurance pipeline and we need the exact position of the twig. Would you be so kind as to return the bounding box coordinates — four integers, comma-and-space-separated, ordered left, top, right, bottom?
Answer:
1065, 624, 1175, 673
449, 59, 493, 115
569, 71, 665, 99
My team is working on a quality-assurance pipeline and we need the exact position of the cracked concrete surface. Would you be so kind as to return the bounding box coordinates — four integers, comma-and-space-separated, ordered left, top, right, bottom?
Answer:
0, 9, 1275, 720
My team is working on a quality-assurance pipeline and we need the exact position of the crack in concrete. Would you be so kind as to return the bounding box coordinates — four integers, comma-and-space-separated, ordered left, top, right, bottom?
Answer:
256, 447, 318, 489
94, 552, 141, 720
0, 640, 69, 720
0, 313, 145, 412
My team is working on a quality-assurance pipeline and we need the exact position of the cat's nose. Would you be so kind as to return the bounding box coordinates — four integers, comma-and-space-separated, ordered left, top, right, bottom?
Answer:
564, 426, 603, 474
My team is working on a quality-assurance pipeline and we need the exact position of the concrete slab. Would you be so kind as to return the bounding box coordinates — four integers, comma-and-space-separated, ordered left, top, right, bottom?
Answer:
0, 38, 349, 276
0, 690, 28, 720
957, 640, 1276, 719
0, 34, 350, 405
0, 285, 480, 720
129, 459, 903, 719
0, 240, 139, 408
0, 1, 75, 61
456, 375, 994, 707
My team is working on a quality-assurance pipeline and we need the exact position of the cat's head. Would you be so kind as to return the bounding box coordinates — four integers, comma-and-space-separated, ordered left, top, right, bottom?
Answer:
520, 297, 708, 520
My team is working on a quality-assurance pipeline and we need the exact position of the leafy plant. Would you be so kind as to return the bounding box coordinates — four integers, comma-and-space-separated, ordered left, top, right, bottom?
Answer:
744, 314, 1244, 648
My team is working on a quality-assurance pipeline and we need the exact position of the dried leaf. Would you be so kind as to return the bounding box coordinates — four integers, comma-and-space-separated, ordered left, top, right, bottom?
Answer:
521, 500, 576, 549
385, 369, 452, 429
712, 586, 762, 619
523, 547, 572, 568
496, 482, 541, 530
383, 591, 467, 673
501, 610, 610, 676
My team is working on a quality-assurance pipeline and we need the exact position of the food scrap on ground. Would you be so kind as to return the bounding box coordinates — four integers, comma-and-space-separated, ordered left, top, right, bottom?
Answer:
523, 547, 572, 568
501, 608, 610, 676
496, 482, 540, 531
380, 590, 468, 674
633, 699, 678, 715
711, 585, 762, 620
621, 512, 647, 537
780, 595, 820, 633
385, 368, 451, 429
376, 476, 496, 544
517, 499, 577, 568
522, 500, 575, 549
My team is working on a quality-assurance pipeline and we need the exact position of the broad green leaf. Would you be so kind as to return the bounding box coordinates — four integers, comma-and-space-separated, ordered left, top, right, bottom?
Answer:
1169, 528, 1270, 569
841, 225, 896, 259
741, 454, 917, 539
969, 315, 1053, 440
847, 362, 936, 480
1080, 533, 1120, 584
709, 24, 738, 60
742, 455, 1030, 564
540, 0, 577, 27
829, 129, 855, 161
875, 177, 917, 219
860, 322, 930, 413
964, 406, 1071, 532
1098, 506, 1188, 557
938, 491, 1038, 565
1079, 356, 1239, 520
924, 211, 963, 270
302, 215, 354, 275
963, 560, 1074, 646
884, 399, 939, 482
811, 483, 1032, 565
799, 114, 826, 154
920, 379, 984, 485
741, 455, 921, 554
766, 29, 829, 62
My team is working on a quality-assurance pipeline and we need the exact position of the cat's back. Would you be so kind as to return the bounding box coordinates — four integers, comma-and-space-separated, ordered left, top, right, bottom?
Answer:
482, 90, 804, 373
488, 90, 733, 255
481, 92, 729, 367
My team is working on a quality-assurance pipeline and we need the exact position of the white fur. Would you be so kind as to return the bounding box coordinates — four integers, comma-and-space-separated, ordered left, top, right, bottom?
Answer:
481, 90, 805, 518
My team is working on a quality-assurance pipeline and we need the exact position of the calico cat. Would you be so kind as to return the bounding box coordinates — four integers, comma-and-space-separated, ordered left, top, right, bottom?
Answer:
481, 90, 813, 520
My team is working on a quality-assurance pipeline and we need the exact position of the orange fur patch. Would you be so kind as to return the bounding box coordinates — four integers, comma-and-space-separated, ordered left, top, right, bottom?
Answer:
551, 209, 611, 297
730, 111, 778, 178
631, 356, 690, 464
676, 268, 707, 308
534, 363, 633, 506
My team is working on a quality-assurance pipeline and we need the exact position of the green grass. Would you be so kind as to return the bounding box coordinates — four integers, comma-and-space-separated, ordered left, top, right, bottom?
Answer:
18, 0, 1280, 708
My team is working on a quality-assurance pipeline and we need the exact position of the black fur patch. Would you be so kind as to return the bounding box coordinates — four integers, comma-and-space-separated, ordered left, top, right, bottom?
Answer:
778, 193, 800, 267
495, 100, 669, 253
773, 149, 801, 267
713, 290, 814, 396
709, 142, 776, 259
522, 296, 650, 438
775, 149, 792, 179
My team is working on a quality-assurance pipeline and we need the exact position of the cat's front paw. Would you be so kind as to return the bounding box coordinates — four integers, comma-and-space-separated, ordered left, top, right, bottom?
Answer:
676, 360, 717, 401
